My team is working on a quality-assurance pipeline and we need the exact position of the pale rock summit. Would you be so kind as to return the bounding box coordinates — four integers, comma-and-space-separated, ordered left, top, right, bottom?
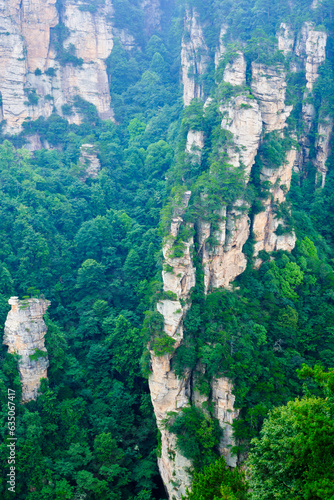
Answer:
3, 297, 50, 403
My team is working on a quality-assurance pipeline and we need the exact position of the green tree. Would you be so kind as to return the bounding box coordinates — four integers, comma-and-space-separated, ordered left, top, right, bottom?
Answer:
183, 456, 249, 500
248, 395, 334, 499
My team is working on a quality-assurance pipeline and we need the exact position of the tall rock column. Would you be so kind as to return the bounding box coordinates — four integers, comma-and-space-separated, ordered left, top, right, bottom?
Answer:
149, 191, 195, 499
251, 62, 296, 259
295, 22, 329, 178
3, 297, 50, 403
181, 8, 209, 106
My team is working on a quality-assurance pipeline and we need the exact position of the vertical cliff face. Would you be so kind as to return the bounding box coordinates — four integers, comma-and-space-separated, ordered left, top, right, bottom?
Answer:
181, 8, 209, 106
294, 22, 331, 182
0, 0, 115, 133
150, 13, 333, 497
3, 297, 50, 403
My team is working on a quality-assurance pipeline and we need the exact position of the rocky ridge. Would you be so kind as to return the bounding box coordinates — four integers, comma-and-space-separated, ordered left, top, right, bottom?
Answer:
150, 16, 331, 499
3, 297, 50, 403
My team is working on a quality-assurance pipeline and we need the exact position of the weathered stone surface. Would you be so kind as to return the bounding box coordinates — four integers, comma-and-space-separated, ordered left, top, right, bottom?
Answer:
181, 8, 209, 106
277, 23, 295, 55
3, 297, 50, 403
149, 354, 192, 499
294, 22, 327, 171
253, 148, 297, 262
214, 25, 227, 69
21, 0, 58, 72
79, 144, 101, 180
186, 130, 205, 154
220, 95, 262, 175
295, 22, 327, 91
315, 117, 333, 187
251, 63, 292, 132
0, 0, 114, 133
212, 377, 239, 467
223, 52, 246, 87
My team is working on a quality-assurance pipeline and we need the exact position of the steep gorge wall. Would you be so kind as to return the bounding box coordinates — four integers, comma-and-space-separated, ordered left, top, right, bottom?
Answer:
150, 13, 331, 499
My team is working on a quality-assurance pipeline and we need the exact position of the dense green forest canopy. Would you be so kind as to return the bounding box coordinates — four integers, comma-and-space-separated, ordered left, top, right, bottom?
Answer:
0, 0, 334, 498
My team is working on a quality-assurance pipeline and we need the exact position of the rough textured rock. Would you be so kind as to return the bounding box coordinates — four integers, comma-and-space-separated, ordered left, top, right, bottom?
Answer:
181, 8, 209, 106
214, 25, 227, 69
186, 130, 205, 156
251, 63, 292, 132
220, 95, 262, 175
79, 144, 101, 180
3, 297, 50, 403
223, 52, 246, 87
149, 354, 192, 499
149, 190, 195, 499
0, 0, 114, 133
295, 22, 327, 91
212, 377, 239, 467
201, 204, 250, 293
253, 148, 297, 262
60, 0, 114, 122
315, 117, 333, 187
295, 22, 328, 172
277, 23, 295, 55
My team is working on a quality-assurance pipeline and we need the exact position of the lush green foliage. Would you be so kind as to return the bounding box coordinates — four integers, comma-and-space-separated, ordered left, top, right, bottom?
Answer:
182, 457, 249, 500
0, 0, 334, 498
248, 366, 334, 499
166, 406, 222, 470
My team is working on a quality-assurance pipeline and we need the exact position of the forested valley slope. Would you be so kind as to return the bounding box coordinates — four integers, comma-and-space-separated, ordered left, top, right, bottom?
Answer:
0, 0, 334, 499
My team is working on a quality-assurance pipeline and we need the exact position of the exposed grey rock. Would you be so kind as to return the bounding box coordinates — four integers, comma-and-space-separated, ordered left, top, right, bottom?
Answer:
3, 297, 50, 403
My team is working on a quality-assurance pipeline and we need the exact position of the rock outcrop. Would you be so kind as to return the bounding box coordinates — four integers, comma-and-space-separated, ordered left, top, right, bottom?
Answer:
294, 22, 329, 182
0, 0, 114, 133
181, 8, 209, 106
79, 143, 101, 180
253, 148, 297, 262
277, 23, 295, 55
223, 52, 247, 87
3, 297, 50, 403
251, 64, 292, 133
315, 117, 333, 187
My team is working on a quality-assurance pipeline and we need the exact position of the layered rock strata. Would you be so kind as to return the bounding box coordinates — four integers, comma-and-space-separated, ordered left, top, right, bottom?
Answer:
251, 63, 292, 133
3, 297, 50, 403
0, 0, 114, 133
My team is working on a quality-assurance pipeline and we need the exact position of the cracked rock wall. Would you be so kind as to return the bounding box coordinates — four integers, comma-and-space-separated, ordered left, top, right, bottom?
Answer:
3, 297, 50, 403
150, 17, 333, 498
0, 0, 115, 133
